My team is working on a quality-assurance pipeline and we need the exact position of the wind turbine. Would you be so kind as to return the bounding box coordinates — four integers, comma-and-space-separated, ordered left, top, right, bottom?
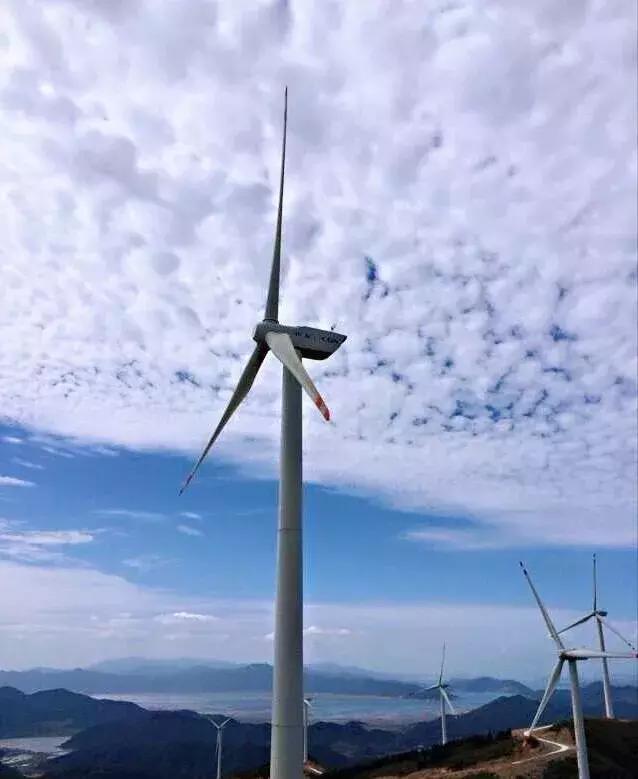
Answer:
179, 88, 346, 779
411, 644, 456, 745
210, 717, 231, 779
428, 643, 456, 745
519, 561, 637, 779
303, 697, 313, 763
556, 553, 636, 719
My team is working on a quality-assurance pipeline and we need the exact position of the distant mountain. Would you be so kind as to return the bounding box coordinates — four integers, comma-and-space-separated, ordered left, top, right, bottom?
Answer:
306, 663, 421, 682
0, 663, 541, 699
549, 681, 638, 718
0, 686, 146, 738
405, 687, 448, 701
448, 676, 534, 696
306, 663, 387, 679
88, 657, 239, 675
1, 661, 547, 700
0, 664, 419, 697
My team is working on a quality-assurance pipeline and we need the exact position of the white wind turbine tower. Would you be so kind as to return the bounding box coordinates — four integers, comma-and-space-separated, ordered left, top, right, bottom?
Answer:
556, 553, 636, 719
303, 697, 313, 764
423, 643, 456, 745
519, 562, 637, 779
180, 89, 346, 779
211, 717, 231, 779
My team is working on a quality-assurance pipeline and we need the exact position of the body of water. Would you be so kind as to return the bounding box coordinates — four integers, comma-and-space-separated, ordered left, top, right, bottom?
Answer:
0, 736, 68, 772
95, 690, 505, 727
0, 735, 68, 753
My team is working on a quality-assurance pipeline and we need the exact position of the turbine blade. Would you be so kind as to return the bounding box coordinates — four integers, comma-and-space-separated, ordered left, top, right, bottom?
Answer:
566, 648, 638, 660
264, 87, 287, 322
424, 685, 440, 691
221, 718, 232, 728
441, 687, 456, 715
265, 331, 330, 420
592, 553, 598, 612
519, 561, 564, 649
557, 612, 596, 634
598, 616, 637, 652
526, 658, 564, 734
439, 642, 446, 686
179, 343, 268, 493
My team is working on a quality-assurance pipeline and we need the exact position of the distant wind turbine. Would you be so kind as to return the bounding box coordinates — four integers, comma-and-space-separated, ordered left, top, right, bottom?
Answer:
210, 717, 231, 779
412, 643, 456, 745
179, 88, 347, 779
519, 561, 637, 779
303, 697, 313, 763
427, 643, 456, 745
556, 553, 636, 718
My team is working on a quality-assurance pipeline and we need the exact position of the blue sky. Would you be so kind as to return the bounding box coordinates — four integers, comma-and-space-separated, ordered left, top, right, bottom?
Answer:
1, 422, 635, 678
0, 0, 636, 679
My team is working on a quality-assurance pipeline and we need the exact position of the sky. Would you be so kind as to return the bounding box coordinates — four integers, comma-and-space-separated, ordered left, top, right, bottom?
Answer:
0, 0, 636, 680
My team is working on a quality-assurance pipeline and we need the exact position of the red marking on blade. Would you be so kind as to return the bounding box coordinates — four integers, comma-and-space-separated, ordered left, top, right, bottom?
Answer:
315, 395, 330, 421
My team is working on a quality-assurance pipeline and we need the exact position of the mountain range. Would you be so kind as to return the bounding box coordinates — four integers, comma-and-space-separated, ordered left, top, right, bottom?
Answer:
0, 661, 535, 697
0, 664, 416, 697
0, 682, 635, 778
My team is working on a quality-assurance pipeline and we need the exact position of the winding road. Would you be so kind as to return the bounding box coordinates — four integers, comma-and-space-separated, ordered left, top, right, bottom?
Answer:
512, 724, 573, 766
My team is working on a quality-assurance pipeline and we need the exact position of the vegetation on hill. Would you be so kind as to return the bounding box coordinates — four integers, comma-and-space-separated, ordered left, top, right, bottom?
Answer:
0, 686, 146, 738
322, 731, 515, 778
0, 755, 24, 779
582, 717, 638, 778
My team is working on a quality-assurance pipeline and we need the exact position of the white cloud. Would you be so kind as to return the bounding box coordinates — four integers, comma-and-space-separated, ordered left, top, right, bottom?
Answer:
122, 554, 167, 572
0, 530, 93, 546
180, 511, 203, 520
176, 523, 203, 537
0, 525, 95, 563
41, 446, 75, 459
155, 611, 218, 625
98, 509, 166, 522
0, 557, 635, 677
0, 1, 635, 548
303, 625, 352, 637
0, 475, 35, 488
2, 436, 23, 444
12, 457, 45, 470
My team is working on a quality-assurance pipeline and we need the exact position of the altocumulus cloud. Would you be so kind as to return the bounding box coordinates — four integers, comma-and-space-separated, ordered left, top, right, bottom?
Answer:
0, 1, 635, 548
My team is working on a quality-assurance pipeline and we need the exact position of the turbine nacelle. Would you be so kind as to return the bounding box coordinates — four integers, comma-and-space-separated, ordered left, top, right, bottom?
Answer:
560, 648, 638, 661
253, 322, 346, 361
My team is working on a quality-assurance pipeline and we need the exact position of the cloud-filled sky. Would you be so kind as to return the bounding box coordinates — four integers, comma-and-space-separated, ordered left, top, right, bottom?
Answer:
0, 0, 636, 676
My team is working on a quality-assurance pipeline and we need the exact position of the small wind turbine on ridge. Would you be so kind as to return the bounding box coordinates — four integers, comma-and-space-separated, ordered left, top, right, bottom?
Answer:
210, 717, 231, 779
412, 643, 456, 746
180, 88, 346, 779
303, 697, 313, 764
